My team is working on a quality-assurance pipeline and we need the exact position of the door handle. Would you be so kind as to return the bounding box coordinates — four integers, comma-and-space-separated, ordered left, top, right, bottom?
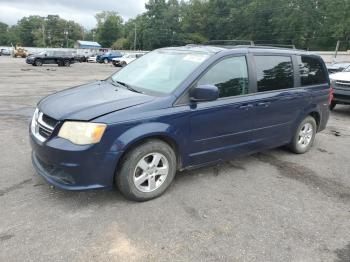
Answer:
238, 104, 254, 110
256, 102, 271, 108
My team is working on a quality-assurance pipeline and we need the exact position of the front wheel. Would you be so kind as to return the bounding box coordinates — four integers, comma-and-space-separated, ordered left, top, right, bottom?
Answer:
116, 140, 177, 201
64, 60, 70, 67
289, 116, 317, 154
34, 59, 42, 66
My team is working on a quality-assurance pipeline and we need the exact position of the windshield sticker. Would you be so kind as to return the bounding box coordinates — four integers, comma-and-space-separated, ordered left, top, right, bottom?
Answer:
183, 54, 208, 63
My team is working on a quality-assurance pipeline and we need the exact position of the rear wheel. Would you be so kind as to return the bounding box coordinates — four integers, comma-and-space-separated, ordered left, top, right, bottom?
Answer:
116, 140, 177, 201
289, 116, 317, 154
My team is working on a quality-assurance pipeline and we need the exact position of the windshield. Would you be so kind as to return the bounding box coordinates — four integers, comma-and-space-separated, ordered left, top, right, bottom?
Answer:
110, 49, 211, 95
344, 65, 350, 72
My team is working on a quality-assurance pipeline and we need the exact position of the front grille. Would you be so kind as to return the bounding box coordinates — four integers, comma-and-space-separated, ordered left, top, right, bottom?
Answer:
38, 124, 53, 138
31, 109, 58, 142
42, 114, 58, 127
336, 80, 350, 88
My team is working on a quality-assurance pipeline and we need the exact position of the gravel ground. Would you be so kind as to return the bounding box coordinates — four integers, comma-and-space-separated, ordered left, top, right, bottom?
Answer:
0, 56, 350, 262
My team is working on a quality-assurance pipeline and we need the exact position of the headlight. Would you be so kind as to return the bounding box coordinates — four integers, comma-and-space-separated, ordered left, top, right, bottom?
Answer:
58, 121, 107, 145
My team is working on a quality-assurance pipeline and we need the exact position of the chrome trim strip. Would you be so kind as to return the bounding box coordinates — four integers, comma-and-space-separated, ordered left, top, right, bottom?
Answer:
38, 112, 54, 131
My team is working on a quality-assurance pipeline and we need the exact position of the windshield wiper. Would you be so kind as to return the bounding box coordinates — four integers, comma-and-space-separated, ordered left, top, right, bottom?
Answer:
113, 80, 143, 94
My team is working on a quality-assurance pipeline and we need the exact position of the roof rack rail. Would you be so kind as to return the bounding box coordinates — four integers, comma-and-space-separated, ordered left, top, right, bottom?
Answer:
205, 40, 255, 46
204, 40, 296, 50
254, 43, 296, 49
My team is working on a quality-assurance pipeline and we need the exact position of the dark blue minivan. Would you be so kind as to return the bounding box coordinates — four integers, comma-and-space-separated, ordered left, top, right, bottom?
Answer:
30, 45, 331, 201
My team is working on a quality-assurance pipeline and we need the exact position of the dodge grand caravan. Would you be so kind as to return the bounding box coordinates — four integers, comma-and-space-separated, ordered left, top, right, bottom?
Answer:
30, 45, 331, 201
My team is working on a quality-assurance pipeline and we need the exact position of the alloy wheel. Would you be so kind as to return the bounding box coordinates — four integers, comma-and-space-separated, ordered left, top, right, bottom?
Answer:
133, 152, 169, 193
298, 122, 313, 148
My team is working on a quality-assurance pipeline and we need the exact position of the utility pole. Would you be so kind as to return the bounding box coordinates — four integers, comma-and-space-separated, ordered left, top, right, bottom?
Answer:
42, 23, 46, 47
64, 29, 69, 48
134, 24, 137, 50
48, 31, 52, 47
334, 40, 340, 62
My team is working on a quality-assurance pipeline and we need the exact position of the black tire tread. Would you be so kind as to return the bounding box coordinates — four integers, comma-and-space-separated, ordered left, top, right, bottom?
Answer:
116, 139, 176, 201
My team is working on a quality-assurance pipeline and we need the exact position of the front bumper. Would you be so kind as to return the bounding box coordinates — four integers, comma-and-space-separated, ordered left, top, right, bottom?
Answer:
26, 59, 34, 64
30, 132, 122, 190
333, 87, 350, 104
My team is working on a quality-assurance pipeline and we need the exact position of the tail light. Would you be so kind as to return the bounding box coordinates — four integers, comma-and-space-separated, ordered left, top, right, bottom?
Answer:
329, 80, 334, 105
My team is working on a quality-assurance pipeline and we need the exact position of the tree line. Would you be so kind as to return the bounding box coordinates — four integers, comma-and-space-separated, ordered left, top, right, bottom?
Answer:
1, 0, 349, 51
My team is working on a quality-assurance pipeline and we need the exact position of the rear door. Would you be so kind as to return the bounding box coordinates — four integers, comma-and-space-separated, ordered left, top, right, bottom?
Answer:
249, 54, 310, 148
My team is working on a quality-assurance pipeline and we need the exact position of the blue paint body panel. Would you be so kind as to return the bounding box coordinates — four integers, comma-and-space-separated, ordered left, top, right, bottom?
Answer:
30, 46, 331, 190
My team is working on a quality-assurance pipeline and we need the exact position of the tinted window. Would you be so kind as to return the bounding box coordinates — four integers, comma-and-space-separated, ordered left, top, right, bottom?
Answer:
255, 56, 293, 92
197, 56, 248, 98
298, 56, 327, 86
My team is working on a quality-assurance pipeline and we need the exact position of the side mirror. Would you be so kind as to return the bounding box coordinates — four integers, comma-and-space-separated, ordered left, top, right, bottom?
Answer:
190, 84, 219, 102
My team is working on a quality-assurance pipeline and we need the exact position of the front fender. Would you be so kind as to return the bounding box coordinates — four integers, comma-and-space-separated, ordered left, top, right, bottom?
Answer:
111, 122, 185, 160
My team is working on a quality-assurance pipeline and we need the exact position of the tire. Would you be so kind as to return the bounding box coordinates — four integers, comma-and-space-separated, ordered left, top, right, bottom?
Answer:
64, 60, 70, 67
104, 58, 108, 64
289, 116, 317, 154
121, 61, 127, 67
329, 101, 337, 110
116, 139, 177, 201
34, 59, 42, 66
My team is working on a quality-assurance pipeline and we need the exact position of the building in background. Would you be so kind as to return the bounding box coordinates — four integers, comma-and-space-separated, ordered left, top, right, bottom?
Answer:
75, 40, 101, 49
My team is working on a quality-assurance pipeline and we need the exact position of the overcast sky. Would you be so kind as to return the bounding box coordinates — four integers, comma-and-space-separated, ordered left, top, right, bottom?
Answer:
0, 0, 148, 29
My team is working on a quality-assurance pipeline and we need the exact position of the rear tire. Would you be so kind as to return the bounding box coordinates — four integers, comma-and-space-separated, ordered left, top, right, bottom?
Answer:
330, 101, 337, 110
289, 116, 317, 154
116, 140, 177, 201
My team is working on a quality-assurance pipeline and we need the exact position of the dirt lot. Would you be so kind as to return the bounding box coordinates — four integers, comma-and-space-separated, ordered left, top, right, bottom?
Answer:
0, 56, 350, 262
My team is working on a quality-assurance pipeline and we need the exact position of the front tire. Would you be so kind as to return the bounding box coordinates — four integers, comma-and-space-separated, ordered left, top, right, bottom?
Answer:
34, 59, 42, 66
64, 60, 70, 67
289, 116, 317, 154
116, 140, 177, 201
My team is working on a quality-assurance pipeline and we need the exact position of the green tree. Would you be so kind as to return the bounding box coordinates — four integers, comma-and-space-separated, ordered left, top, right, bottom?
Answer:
0, 21, 9, 45
95, 11, 123, 47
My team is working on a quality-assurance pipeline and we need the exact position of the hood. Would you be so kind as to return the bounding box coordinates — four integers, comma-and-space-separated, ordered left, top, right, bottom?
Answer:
329, 72, 350, 81
38, 81, 154, 121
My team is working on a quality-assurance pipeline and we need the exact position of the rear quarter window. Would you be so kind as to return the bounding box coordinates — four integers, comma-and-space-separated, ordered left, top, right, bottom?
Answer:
255, 55, 294, 92
298, 56, 327, 86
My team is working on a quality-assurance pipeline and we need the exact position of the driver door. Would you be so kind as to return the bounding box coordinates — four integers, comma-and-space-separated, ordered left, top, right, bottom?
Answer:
188, 56, 255, 165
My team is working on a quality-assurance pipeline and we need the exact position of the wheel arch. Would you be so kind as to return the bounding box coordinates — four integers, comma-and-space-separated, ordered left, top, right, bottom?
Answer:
120, 134, 181, 167
111, 121, 184, 182
308, 111, 320, 131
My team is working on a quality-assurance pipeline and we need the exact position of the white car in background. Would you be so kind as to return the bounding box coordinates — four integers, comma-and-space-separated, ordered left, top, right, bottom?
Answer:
329, 66, 350, 110
87, 55, 97, 63
112, 53, 144, 67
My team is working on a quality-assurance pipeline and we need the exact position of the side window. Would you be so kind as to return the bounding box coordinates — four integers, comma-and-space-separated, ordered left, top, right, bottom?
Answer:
197, 56, 249, 98
255, 55, 294, 92
298, 56, 327, 86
